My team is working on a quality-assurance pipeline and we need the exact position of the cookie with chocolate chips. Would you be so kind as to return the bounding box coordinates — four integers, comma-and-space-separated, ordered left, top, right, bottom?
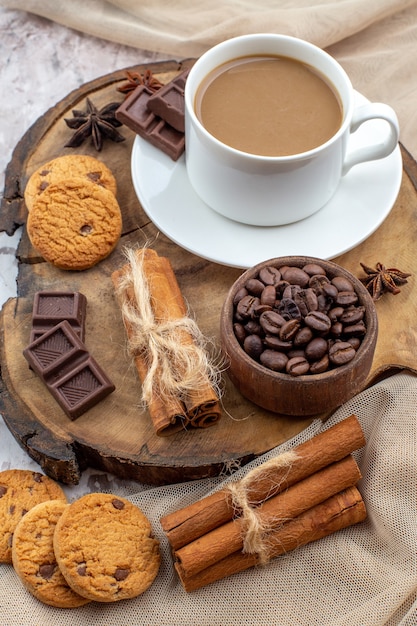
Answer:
0, 469, 67, 563
24, 154, 117, 211
27, 178, 122, 270
12, 499, 90, 608
53, 493, 160, 602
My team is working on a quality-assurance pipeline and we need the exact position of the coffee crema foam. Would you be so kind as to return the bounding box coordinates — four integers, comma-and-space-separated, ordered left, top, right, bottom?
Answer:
194, 55, 343, 157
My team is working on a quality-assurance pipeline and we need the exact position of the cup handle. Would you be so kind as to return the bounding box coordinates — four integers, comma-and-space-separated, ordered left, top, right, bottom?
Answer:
342, 103, 399, 176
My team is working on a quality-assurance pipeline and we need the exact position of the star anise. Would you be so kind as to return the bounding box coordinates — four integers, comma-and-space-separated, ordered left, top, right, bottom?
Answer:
360, 262, 412, 301
117, 69, 163, 98
64, 98, 125, 151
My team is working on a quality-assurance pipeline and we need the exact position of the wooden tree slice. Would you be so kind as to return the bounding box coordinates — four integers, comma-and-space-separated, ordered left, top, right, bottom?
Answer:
0, 61, 416, 485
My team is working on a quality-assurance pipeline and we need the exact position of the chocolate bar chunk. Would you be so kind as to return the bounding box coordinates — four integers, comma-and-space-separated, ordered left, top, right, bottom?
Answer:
23, 321, 115, 420
147, 70, 188, 132
30, 291, 87, 343
116, 85, 185, 161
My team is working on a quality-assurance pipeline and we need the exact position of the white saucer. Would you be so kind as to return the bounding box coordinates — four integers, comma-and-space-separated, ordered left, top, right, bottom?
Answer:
131, 92, 402, 269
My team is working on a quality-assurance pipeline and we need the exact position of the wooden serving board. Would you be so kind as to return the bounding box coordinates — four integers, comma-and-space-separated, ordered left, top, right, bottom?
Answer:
1, 60, 416, 486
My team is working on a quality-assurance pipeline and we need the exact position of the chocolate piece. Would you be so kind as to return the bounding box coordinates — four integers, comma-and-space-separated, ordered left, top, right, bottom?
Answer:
39, 564, 56, 579
116, 85, 185, 161
23, 321, 115, 420
147, 70, 188, 132
30, 291, 87, 343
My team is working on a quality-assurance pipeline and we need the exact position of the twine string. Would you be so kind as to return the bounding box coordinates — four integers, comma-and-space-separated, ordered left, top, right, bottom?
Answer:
227, 451, 299, 565
116, 248, 222, 407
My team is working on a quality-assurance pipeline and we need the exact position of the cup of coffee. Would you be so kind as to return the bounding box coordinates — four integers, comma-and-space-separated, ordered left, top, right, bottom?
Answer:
184, 34, 399, 226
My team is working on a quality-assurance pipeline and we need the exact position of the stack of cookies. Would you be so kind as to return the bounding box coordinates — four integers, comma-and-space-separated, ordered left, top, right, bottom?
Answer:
1, 469, 160, 607
25, 154, 122, 271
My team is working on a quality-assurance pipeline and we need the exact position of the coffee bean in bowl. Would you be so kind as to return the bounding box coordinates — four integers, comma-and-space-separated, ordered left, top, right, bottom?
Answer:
220, 256, 378, 416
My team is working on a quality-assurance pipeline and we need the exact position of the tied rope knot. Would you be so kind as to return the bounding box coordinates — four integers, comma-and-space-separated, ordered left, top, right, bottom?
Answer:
227, 450, 299, 565
117, 248, 222, 407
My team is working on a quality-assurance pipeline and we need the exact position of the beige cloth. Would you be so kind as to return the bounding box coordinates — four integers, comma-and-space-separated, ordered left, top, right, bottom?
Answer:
0, 371, 416, 624
3, 0, 417, 157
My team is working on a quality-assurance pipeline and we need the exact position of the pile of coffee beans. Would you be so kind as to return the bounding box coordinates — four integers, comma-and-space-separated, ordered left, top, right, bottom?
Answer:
232, 262, 367, 376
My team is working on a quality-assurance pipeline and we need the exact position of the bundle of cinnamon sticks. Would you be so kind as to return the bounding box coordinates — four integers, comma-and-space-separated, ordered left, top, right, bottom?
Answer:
160, 414, 367, 591
112, 248, 221, 436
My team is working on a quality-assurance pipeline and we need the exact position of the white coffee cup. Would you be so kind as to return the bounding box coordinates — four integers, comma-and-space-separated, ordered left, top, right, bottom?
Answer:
184, 34, 399, 226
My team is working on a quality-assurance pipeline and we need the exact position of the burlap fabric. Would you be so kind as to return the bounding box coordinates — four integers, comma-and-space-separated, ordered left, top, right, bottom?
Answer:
0, 371, 416, 625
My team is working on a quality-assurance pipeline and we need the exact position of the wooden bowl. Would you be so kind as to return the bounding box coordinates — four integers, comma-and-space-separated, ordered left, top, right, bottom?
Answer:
220, 256, 378, 416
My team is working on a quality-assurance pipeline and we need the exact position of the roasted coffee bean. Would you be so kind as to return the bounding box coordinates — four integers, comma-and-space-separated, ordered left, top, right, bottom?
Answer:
331, 276, 354, 292
309, 354, 330, 374
259, 266, 281, 285
243, 334, 263, 360
309, 274, 330, 292
343, 322, 367, 337
246, 278, 265, 296
264, 335, 293, 351
275, 280, 290, 297
346, 337, 361, 350
304, 310, 331, 333
281, 266, 310, 287
233, 287, 248, 306
233, 323, 246, 344
278, 298, 302, 320
340, 306, 365, 325
244, 320, 262, 335
335, 291, 358, 307
330, 322, 343, 338
329, 341, 356, 365
260, 350, 288, 371
282, 284, 302, 300
259, 310, 286, 334
328, 306, 344, 322
294, 288, 319, 316
316, 293, 333, 313
286, 356, 310, 376
279, 319, 300, 341
253, 303, 273, 316
303, 263, 326, 276
305, 337, 328, 361
293, 326, 313, 347
236, 295, 260, 320
322, 283, 338, 299
260, 284, 277, 307
287, 348, 306, 359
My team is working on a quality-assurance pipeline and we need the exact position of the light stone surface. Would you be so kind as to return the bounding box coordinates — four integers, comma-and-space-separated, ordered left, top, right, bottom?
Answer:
0, 7, 165, 495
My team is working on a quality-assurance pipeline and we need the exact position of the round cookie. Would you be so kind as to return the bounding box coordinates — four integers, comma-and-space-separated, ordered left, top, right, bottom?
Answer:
27, 178, 122, 270
12, 500, 90, 608
0, 469, 67, 563
53, 493, 160, 602
24, 154, 117, 211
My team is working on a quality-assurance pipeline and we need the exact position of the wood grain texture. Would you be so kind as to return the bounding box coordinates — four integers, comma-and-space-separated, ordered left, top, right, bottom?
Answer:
0, 61, 415, 486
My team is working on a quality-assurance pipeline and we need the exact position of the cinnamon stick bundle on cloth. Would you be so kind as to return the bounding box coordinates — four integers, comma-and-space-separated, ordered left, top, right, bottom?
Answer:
160, 414, 367, 591
112, 247, 222, 436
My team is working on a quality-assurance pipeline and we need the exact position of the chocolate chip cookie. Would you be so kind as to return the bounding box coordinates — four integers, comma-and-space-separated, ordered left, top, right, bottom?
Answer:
53, 493, 160, 602
12, 499, 90, 608
0, 469, 67, 563
27, 178, 122, 270
24, 154, 117, 211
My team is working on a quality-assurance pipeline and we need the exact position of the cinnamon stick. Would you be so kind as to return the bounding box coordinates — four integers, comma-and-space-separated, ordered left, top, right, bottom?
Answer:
174, 454, 361, 579
160, 414, 365, 547
112, 259, 187, 436
175, 486, 367, 592
112, 248, 221, 435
